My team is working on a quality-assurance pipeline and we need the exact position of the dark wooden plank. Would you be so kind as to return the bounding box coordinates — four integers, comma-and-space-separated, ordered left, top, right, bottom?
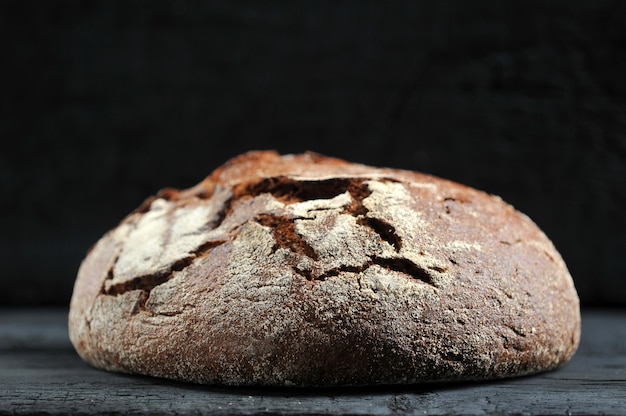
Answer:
1, 308, 625, 415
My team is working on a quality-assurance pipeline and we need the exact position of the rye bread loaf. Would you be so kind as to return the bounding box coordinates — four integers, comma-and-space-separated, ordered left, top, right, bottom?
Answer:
69, 151, 580, 386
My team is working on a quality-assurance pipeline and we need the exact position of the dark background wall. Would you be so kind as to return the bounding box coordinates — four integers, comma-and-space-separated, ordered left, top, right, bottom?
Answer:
1, 0, 625, 307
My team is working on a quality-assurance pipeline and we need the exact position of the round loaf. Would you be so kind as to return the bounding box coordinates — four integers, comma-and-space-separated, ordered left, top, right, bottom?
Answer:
69, 151, 580, 386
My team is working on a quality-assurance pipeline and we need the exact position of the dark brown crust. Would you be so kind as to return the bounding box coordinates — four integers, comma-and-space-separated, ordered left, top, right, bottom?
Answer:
68, 150, 581, 386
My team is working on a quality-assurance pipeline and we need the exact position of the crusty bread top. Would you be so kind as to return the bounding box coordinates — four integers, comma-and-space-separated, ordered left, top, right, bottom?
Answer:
69, 150, 580, 386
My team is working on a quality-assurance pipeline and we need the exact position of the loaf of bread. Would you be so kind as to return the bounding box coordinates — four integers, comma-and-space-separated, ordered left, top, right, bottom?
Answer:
69, 151, 580, 386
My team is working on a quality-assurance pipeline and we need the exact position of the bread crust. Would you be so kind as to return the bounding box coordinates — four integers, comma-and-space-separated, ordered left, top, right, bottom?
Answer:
69, 151, 580, 386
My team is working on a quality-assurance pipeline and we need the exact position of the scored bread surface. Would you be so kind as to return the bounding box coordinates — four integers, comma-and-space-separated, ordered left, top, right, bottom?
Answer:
69, 151, 580, 386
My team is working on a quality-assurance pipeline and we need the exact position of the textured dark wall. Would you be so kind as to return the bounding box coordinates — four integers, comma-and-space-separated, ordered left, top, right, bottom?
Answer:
1, 0, 625, 306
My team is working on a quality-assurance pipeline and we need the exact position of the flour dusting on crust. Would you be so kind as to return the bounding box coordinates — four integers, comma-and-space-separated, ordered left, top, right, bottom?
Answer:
69, 151, 581, 386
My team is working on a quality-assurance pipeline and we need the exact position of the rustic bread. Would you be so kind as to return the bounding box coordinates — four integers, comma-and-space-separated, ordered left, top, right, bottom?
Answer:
69, 151, 580, 386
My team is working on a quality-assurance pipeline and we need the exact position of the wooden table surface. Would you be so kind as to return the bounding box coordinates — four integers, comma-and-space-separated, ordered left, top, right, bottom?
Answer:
1, 308, 625, 415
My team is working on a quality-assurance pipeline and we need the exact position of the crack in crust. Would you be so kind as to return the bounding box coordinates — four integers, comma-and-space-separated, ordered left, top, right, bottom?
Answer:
313, 257, 439, 286
248, 177, 438, 287
102, 240, 225, 309
238, 176, 374, 217
256, 214, 319, 260
357, 217, 402, 252
103, 175, 438, 303
242, 176, 367, 203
